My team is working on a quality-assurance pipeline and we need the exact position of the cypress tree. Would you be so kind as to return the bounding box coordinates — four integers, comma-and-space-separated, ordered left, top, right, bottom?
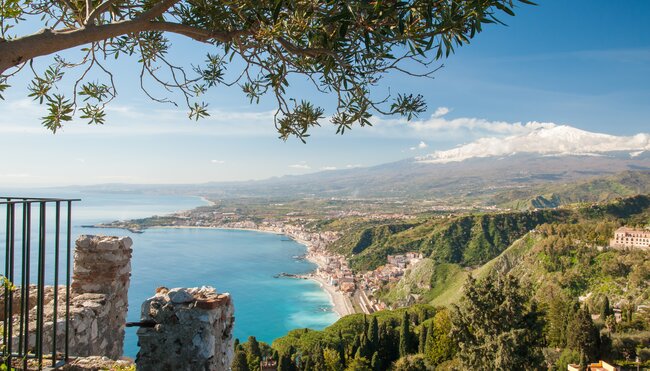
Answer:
600, 296, 612, 319
351, 334, 361, 359
370, 352, 382, 371
399, 311, 413, 357
337, 330, 346, 368
418, 325, 427, 354
247, 336, 262, 371
368, 316, 379, 352
278, 352, 295, 371
567, 307, 600, 362
248, 336, 262, 360
231, 349, 250, 371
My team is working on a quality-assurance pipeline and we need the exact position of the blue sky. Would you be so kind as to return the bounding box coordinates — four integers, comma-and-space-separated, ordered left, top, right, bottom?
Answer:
1, 0, 649, 186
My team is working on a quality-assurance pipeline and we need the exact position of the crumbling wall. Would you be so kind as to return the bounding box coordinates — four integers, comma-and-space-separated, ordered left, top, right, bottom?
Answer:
70, 235, 132, 358
2, 235, 132, 359
136, 286, 235, 371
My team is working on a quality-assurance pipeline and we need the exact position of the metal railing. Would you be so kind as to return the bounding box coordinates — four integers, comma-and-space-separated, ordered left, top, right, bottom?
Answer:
1, 197, 80, 370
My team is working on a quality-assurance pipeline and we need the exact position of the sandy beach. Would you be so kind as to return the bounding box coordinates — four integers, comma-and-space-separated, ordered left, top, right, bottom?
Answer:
307, 274, 355, 317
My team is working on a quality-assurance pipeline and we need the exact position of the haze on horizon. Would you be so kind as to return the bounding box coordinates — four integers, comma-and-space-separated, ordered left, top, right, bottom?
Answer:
1, 1, 649, 187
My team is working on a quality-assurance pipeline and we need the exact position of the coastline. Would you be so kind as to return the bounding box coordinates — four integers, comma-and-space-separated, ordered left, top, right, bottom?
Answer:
150, 225, 355, 317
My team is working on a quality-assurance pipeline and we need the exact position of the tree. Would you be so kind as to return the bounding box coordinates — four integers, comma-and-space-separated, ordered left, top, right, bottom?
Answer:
399, 311, 415, 357
424, 308, 456, 366
0, 1, 530, 137
392, 354, 428, 371
600, 296, 613, 319
246, 336, 262, 371
451, 274, 545, 370
566, 307, 600, 362
418, 325, 427, 354
368, 316, 379, 352
323, 347, 344, 371
370, 352, 382, 371
345, 357, 372, 371
232, 349, 250, 371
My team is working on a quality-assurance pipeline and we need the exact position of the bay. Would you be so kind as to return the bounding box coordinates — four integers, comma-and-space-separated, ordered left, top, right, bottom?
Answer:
0, 190, 339, 358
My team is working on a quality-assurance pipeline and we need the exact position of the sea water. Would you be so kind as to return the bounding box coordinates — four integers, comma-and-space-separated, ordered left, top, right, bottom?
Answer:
0, 190, 339, 357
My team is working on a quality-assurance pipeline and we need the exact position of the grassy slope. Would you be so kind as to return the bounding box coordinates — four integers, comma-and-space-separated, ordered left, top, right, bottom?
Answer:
368, 195, 650, 308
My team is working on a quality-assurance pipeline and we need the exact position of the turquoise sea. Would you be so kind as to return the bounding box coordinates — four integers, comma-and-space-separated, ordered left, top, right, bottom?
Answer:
0, 190, 339, 358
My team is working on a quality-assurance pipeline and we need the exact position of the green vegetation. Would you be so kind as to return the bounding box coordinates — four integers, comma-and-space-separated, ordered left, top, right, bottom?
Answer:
1, 1, 529, 137
493, 171, 650, 210
329, 208, 566, 271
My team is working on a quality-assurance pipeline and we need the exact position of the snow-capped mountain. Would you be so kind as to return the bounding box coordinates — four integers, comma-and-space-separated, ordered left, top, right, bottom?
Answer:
417, 125, 650, 163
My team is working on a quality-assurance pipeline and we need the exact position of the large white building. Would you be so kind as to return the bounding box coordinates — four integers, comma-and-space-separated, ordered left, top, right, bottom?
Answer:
610, 227, 650, 250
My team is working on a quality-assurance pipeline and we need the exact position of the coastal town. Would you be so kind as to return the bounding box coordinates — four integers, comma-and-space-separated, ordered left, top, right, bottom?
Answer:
95, 204, 432, 316
95, 201, 650, 319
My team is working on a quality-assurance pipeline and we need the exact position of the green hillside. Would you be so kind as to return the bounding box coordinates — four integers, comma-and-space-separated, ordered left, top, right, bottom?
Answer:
377, 195, 650, 310
328, 208, 567, 271
493, 170, 650, 210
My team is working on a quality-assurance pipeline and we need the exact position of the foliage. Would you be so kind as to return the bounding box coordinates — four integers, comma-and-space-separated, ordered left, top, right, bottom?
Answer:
451, 274, 545, 370
332, 209, 564, 271
493, 171, 650, 210
392, 354, 429, 371
566, 307, 600, 362
0, 0, 531, 139
423, 308, 456, 366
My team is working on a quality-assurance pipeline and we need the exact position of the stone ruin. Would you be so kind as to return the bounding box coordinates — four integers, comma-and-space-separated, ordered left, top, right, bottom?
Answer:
136, 286, 235, 371
1, 235, 132, 359
1, 235, 236, 370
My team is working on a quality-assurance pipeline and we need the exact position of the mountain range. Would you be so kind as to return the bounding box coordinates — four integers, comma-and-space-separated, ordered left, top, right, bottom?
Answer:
70, 125, 650, 205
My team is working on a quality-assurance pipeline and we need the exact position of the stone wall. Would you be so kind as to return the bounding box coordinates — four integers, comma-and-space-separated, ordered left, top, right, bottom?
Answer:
71, 235, 132, 358
2, 235, 132, 360
136, 286, 235, 371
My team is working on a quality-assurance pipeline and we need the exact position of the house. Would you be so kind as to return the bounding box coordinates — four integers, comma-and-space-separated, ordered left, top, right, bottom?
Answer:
610, 227, 650, 250
568, 360, 619, 371
260, 359, 277, 371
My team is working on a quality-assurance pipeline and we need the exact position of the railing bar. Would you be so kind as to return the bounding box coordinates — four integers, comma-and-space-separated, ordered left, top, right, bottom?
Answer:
7, 202, 15, 362
22, 202, 31, 371
0, 197, 81, 203
18, 202, 28, 356
65, 201, 72, 362
52, 201, 61, 366
3, 199, 10, 366
36, 201, 46, 367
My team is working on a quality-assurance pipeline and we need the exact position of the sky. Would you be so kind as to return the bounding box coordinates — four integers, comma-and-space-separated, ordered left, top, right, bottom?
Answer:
1, 0, 649, 186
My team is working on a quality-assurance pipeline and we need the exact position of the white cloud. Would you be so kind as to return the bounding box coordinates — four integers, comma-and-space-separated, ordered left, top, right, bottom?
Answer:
289, 161, 311, 170
418, 125, 650, 163
321, 166, 337, 171
362, 111, 559, 140
211, 159, 225, 164
409, 141, 429, 151
345, 164, 362, 168
432, 107, 450, 117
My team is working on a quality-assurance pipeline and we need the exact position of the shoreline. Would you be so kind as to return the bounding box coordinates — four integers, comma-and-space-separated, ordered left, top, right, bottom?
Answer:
136, 224, 355, 317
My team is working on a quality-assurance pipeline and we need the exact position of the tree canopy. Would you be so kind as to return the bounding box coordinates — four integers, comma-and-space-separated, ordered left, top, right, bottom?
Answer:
0, 0, 531, 139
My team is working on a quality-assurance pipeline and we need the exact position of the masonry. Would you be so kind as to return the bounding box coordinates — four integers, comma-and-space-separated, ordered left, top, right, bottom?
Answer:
1, 235, 132, 359
136, 286, 235, 371
1, 234, 236, 370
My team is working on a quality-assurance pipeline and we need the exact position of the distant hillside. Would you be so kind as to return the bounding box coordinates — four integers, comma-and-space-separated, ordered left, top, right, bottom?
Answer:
190, 152, 650, 201
492, 170, 650, 209
345, 195, 650, 308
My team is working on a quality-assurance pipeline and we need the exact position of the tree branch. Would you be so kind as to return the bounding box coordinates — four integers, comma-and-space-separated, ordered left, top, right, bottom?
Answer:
86, 0, 119, 25
0, 18, 251, 74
